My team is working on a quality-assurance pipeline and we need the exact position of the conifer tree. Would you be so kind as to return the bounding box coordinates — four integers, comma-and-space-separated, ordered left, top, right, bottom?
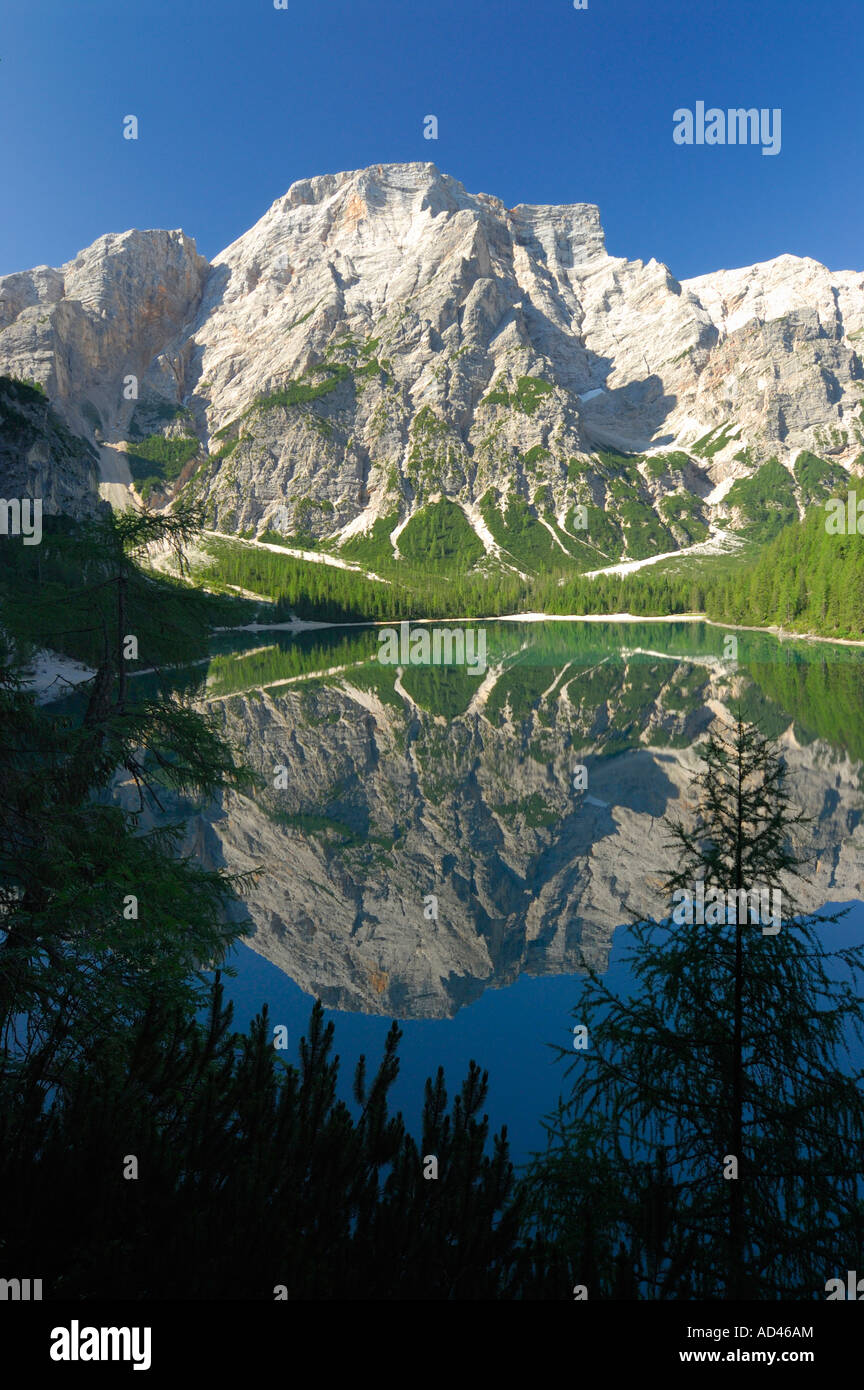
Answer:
0, 502, 256, 1086
0, 983, 533, 1299
523, 715, 864, 1299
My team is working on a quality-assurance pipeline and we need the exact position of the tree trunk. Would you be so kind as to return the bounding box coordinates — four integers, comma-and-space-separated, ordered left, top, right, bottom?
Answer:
729, 732, 745, 1298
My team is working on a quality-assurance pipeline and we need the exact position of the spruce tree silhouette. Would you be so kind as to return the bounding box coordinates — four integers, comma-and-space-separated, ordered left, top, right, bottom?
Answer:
523, 715, 864, 1300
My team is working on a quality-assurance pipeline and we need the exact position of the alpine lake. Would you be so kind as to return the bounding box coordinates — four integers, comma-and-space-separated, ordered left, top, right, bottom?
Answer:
85, 618, 864, 1163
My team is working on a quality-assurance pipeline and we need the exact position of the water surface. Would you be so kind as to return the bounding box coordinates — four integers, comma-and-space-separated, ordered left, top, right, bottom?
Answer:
128, 619, 864, 1159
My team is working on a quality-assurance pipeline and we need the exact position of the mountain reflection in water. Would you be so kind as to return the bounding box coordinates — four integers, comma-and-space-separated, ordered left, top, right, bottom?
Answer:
120, 620, 864, 1020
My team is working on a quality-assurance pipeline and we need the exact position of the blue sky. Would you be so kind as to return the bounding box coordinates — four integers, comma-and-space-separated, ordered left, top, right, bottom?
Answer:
2, 0, 861, 280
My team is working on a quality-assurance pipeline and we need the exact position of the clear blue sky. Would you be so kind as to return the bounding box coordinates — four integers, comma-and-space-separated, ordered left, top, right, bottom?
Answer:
2, 0, 861, 281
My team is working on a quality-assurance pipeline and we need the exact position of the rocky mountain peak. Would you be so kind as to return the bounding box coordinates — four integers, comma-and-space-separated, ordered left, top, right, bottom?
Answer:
1, 164, 862, 575
0, 227, 208, 446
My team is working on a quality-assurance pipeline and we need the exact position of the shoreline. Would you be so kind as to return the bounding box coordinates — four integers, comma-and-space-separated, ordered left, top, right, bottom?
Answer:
213, 610, 864, 650
496, 612, 864, 649
26, 611, 864, 704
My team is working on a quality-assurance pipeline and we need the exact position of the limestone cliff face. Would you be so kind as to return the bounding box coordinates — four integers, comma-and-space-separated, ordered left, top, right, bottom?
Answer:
0, 229, 208, 454
0, 376, 102, 519
1, 164, 862, 557
175, 165, 864, 553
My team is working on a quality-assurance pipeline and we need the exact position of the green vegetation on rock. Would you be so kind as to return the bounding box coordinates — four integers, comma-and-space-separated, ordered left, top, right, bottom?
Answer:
645, 451, 691, 478
725, 459, 798, 541
618, 498, 676, 559
792, 451, 849, 506
480, 490, 562, 572
482, 375, 554, 416
253, 362, 351, 411
397, 499, 484, 572
659, 494, 709, 545
692, 423, 737, 458
123, 433, 200, 500
340, 512, 400, 569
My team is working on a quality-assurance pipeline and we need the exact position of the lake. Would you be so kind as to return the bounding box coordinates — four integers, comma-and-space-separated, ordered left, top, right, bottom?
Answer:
121, 618, 864, 1163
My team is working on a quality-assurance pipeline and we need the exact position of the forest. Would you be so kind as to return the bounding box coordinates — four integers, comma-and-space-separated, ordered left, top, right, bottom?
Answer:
193, 500, 864, 641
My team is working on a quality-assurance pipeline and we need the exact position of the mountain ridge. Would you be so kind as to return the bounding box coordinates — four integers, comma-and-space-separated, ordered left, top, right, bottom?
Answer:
2, 162, 862, 575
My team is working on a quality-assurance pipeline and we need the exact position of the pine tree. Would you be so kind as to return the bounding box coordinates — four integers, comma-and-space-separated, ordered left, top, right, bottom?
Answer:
0, 984, 534, 1299
522, 715, 864, 1299
0, 502, 256, 1085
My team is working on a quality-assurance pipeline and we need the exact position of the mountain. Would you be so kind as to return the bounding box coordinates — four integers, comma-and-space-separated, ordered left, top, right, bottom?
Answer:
2, 163, 863, 573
